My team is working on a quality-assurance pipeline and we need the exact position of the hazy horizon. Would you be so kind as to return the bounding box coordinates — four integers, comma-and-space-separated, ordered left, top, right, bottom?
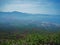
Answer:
0, 0, 60, 15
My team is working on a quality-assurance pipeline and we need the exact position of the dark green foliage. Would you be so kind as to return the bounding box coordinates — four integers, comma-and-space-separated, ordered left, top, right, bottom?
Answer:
0, 31, 60, 45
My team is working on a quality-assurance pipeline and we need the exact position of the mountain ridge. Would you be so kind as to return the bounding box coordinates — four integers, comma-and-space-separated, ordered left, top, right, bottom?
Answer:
0, 11, 60, 16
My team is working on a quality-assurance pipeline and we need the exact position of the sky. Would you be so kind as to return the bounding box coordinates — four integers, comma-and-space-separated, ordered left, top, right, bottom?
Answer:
0, 0, 60, 15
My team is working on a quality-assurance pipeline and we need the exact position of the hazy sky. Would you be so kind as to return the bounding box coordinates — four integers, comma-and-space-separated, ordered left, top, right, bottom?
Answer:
0, 0, 60, 15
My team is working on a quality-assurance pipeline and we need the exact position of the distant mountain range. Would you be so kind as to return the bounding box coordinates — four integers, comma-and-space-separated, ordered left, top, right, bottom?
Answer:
0, 11, 60, 15
0, 11, 60, 32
